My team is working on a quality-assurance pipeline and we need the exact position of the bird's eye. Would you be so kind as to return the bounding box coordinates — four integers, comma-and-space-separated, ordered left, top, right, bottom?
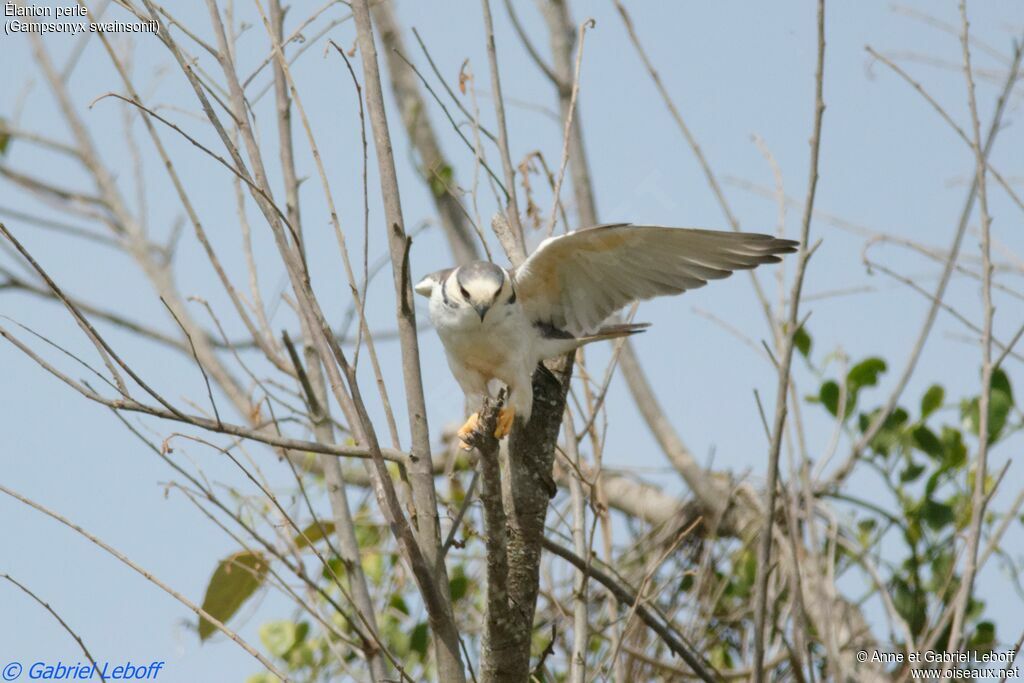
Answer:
459, 286, 470, 298
508, 289, 517, 304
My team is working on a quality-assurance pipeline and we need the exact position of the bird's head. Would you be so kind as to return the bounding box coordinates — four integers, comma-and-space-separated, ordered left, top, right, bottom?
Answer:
415, 261, 515, 322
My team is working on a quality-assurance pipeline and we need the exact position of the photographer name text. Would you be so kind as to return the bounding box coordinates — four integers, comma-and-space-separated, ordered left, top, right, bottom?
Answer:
2, 661, 165, 681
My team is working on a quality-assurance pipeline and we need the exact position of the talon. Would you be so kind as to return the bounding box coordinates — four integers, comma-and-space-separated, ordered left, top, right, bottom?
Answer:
457, 412, 480, 450
494, 407, 515, 439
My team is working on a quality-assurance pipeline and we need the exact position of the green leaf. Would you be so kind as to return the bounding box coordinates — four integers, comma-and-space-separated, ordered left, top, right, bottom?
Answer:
992, 367, 1014, 401
362, 552, 384, 583
261, 621, 314, 668
989, 369, 1014, 442
857, 518, 878, 546
928, 551, 954, 592
409, 622, 430, 658
866, 407, 910, 457
900, 462, 926, 483
449, 566, 469, 602
966, 469, 997, 499
389, 594, 410, 616
940, 427, 967, 470
848, 357, 887, 390
969, 621, 996, 653
921, 384, 944, 418
355, 520, 381, 548
428, 163, 454, 197
820, 380, 840, 417
817, 358, 887, 420
322, 556, 344, 581
794, 326, 812, 358
967, 596, 986, 623
0, 117, 10, 157
259, 620, 302, 659
960, 369, 1015, 443
960, 398, 979, 435
954, 491, 973, 530
284, 623, 312, 667
892, 577, 927, 636
199, 551, 268, 641
912, 425, 943, 460
294, 521, 336, 550
730, 549, 757, 598
381, 613, 411, 658
906, 516, 922, 545
921, 499, 955, 532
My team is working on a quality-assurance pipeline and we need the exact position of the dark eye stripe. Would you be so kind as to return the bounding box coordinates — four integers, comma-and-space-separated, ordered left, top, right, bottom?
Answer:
508, 288, 517, 304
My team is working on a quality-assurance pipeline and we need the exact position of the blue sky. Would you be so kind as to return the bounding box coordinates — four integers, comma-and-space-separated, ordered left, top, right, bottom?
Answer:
2, 1, 1022, 680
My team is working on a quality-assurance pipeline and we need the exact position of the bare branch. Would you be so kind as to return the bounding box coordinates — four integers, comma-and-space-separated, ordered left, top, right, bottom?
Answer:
544, 17, 595, 237
0, 484, 290, 681
348, 2, 465, 679
464, 396, 513, 680
2, 574, 107, 682
754, 2, 826, 679
827, 33, 1022, 488
371, 3, 486, 264
541, 538, 717, 683
481, 0, 526, 263
947, 0, 997, 651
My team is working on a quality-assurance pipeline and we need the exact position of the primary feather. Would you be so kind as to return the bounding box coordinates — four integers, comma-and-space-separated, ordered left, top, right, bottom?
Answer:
514, 223, 798, 336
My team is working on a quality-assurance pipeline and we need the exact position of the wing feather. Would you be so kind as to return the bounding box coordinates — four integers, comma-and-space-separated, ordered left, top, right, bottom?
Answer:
514, 224, 798, 335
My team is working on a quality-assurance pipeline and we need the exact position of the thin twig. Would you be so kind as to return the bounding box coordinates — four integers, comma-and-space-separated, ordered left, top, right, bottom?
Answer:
410, 27, 498, 144
754, 2, 826, 680
613, 0, 775, 326
0, 484, 290, 681
348, 2, 466, 679
481, 0, 526, 263
544, 18, 595, 237
947, 0, 996, 651
826, 31, 1021, 488
0, 222, 189, 415
389, 42, 508, 198
160, 297, 221, 427
541, 537, 717, 683
441, 468, 480, 557
2, 574, 107, 682
866, 44, 1024, 216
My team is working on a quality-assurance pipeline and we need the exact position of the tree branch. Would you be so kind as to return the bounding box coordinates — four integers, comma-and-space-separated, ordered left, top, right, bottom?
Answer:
348, 2, 465, 679
753, 2, 826, 679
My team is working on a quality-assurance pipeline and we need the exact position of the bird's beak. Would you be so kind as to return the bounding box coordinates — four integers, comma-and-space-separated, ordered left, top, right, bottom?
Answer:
474, 303, 490, 321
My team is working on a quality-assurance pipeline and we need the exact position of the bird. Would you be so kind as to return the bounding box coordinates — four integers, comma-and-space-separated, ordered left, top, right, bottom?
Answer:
415, 223, 798, 449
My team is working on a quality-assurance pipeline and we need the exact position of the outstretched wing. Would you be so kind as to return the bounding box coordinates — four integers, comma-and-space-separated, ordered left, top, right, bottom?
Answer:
514, 224, 797, 335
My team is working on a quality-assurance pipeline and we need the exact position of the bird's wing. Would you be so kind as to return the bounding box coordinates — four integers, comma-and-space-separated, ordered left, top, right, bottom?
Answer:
514, 224, 798, 335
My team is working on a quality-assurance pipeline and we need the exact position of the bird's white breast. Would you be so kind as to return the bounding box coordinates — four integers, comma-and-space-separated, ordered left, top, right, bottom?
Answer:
428, 289, 533, 383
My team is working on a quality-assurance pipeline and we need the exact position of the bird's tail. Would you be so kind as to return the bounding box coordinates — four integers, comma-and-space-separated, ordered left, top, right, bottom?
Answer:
577, 322, 651, 345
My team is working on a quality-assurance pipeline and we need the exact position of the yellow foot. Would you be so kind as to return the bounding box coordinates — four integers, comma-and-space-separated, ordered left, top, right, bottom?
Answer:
494, 407, 515, 439
457, 412, 480, 450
